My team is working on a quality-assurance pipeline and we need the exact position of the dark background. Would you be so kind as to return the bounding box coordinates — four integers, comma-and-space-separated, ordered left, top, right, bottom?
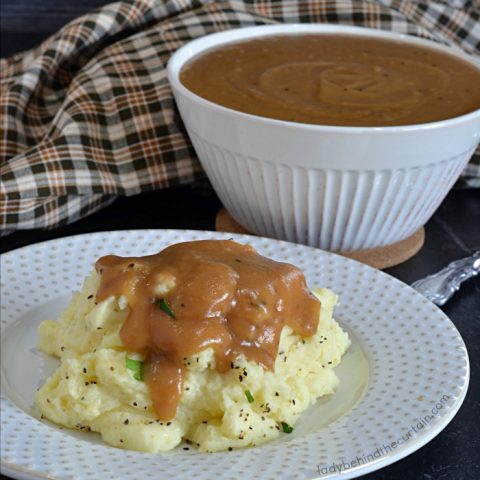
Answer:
1, 1, 479, 479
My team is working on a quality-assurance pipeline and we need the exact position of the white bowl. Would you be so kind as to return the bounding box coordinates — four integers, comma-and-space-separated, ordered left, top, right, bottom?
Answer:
167, 25, 480, 252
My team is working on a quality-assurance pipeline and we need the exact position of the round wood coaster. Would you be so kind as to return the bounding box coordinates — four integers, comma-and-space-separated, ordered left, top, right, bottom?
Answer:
215, 208, 424, 269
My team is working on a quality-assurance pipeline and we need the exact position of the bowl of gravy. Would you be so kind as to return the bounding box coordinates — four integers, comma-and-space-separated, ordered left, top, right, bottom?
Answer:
168, 25, 480, 252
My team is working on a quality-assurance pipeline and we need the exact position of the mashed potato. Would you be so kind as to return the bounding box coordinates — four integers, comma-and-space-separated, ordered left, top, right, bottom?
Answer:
36, 270, 350, 452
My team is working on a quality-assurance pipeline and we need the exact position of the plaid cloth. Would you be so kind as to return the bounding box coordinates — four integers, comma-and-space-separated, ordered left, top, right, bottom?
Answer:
1, 0, 479, 233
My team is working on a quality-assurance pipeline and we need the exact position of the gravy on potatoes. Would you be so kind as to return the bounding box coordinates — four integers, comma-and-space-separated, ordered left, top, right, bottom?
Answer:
180, 34, 480, 127
95, 240, 320, 420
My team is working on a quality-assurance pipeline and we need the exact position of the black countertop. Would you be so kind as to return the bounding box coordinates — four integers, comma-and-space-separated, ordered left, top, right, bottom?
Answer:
1, 186, 479, 480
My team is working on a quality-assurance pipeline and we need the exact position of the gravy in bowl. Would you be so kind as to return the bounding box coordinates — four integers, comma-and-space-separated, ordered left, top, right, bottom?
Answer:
180, 34, 480, 127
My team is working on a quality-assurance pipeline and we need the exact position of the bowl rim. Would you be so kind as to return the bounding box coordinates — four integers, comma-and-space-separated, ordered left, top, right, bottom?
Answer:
167, 24, 480, 133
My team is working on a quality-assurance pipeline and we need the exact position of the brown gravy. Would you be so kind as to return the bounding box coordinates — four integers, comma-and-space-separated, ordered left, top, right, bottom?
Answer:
95, 240, 320, 420
180, 34, 480, 127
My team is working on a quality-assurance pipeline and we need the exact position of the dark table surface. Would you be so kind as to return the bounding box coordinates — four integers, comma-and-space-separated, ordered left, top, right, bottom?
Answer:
1, 2, 479, 479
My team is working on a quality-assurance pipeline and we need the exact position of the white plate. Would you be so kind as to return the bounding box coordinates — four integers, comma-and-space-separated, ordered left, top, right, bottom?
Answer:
0, 230, 469, 480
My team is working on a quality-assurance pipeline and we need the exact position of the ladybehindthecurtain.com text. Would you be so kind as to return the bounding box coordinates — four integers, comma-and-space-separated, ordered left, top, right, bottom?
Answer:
317, 394, 451, 475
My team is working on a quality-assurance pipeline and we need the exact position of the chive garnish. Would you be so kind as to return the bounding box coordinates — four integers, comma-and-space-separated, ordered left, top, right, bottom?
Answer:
125, 356, 143, 381
156, 298, 176, 319
281, 422, 293, 433
245, 389, 254, 403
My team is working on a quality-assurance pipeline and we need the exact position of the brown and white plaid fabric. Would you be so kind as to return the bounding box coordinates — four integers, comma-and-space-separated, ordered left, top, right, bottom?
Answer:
1, 0, 479, 233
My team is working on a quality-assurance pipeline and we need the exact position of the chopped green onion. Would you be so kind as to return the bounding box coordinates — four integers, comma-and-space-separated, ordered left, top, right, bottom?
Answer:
156, 298, 176, 319
281, 422, 293, 434
125, 356, 143, 381
244, 389, 254, 403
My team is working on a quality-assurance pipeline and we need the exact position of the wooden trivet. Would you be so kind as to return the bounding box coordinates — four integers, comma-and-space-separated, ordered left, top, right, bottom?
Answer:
215, 208, 424, 270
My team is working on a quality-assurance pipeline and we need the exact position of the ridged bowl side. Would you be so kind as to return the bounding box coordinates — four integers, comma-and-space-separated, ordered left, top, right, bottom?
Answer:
190, 132, 473, 251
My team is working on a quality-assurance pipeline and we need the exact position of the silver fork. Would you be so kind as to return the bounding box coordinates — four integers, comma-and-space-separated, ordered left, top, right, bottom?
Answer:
411, 250, 480, 306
